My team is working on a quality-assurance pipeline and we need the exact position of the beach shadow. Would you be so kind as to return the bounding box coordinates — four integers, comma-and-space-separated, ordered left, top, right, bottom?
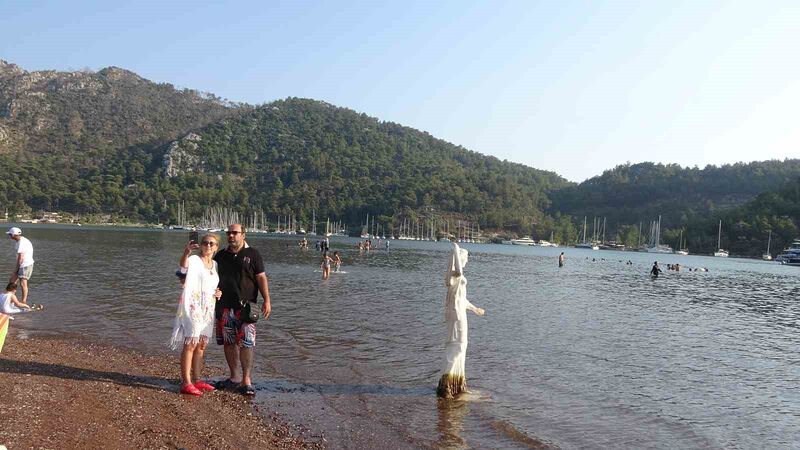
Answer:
254, 379, 434, 397
0, 358, 174, 391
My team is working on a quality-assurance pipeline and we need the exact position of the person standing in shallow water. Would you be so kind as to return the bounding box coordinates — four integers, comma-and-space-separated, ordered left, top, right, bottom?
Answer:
558, 252, 565, 268
437, 243, 485, 398
650, 261, 662, 278
320, 251, 332, 279
213, 224, 272, 396
6, 227, 34, 304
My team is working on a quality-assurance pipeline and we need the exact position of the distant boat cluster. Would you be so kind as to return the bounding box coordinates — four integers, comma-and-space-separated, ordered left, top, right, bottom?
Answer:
168, 208, 485, 243
164, 204, 797, 262
561, 216, 792, 263
501, 237, 559, 247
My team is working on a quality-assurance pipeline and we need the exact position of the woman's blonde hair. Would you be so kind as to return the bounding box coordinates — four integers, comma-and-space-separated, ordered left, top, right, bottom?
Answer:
202, 233, 221, 250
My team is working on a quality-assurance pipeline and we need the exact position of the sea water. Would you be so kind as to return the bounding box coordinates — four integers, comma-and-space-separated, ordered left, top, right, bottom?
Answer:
5, 225, 800, 449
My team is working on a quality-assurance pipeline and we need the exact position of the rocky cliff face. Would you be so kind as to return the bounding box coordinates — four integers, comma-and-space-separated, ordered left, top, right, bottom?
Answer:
163, 133, 203, 177
0, 59, 239, 158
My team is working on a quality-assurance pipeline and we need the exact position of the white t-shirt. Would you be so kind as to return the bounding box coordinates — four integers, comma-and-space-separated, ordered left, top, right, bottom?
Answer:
1, 292, 22, 314
15, 236, 34, 267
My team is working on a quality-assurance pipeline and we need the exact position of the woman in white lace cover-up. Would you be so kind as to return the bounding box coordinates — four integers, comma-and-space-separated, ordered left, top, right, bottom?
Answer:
437, 243, 485, 398
170, 233, 221, 396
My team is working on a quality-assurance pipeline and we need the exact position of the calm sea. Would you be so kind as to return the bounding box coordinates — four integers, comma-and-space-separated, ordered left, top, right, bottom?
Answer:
5, 225, 800, 449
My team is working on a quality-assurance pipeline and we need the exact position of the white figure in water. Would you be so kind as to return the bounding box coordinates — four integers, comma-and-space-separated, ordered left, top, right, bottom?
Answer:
437, 243, 485, 398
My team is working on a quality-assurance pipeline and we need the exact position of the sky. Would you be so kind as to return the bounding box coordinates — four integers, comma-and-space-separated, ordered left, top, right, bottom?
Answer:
2, 0, 799, 182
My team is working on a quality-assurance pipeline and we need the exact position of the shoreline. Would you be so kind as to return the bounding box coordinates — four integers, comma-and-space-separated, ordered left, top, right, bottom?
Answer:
0, 330, 322, 450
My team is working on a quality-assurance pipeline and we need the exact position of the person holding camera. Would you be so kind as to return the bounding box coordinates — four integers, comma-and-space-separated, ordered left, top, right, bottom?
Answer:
213, 223, 272, 396
171, 233, 222, 396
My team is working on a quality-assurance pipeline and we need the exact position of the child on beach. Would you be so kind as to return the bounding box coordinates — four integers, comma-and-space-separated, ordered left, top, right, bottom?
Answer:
1, 282, 42, 314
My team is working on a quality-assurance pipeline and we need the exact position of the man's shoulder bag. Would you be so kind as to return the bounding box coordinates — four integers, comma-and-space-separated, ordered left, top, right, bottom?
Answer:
241, 300, 259, 323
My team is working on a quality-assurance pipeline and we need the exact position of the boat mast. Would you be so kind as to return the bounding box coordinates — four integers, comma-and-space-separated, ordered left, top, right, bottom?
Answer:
656, 215, 661, 247
602, 217, 606, 244
582, 216, 587, 243
767, 230, 771, 253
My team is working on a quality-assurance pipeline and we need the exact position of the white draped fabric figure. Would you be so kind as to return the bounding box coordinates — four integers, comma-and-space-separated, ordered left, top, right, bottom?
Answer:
437, 243, 485, 398
169, 254, 218, 349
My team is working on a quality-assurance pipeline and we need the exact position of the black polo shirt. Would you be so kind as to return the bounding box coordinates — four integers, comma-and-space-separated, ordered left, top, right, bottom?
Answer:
214, 245, 265, 314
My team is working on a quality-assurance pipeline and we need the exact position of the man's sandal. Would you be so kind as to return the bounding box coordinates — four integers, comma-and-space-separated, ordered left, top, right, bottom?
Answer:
238, 384, 256, 396
213, 378, 239, 390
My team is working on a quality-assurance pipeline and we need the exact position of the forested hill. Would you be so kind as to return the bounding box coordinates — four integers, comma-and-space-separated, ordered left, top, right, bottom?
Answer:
0, 60, 240, 156
0, 59, 796, 252
711, 176, 800, 257
551, 161, 800, 232
161, 98, 571, 227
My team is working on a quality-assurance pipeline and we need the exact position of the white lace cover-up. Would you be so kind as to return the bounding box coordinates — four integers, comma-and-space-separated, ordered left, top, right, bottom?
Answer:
169, 255, 218, 349
437, 243, 478, 398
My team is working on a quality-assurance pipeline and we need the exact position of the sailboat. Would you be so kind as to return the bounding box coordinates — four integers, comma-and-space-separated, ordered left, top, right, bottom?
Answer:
762, 231, 772, 261
675, 229, 688, 255
645, 215, 674, 253
713, 220, 729, 257
308, 210, 317, 236
360, 214, 370, 239
575, 216, 599, 250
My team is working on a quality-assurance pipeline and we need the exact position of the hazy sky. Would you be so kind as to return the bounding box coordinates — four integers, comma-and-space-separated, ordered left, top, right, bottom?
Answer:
2, 0, 799, 181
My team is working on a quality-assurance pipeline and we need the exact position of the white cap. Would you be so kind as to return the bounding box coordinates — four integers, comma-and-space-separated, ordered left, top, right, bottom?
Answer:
6, 227, 21, 236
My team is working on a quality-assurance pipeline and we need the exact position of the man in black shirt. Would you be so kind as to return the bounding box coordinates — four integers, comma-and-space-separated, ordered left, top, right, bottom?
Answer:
213, 223, 272, 395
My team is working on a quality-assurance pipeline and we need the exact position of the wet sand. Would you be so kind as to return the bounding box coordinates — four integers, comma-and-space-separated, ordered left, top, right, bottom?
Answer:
0, 331, 322, 450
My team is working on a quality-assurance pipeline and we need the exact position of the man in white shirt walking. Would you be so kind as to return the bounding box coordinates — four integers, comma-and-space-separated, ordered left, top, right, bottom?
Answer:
6, 227, 34, 304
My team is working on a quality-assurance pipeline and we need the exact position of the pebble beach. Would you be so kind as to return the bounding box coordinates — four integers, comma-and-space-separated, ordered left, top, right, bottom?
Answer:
0, 331, 322, 450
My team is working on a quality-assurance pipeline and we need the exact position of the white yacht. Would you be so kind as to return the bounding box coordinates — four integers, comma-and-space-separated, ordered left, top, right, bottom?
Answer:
511, 237, 537, 246
762, 231, 772, 261
674, 230, 688, 255
576, 217, 599, 250
645, 215, 674, 254
713, 220, 728, 257
776, 239, 800, 263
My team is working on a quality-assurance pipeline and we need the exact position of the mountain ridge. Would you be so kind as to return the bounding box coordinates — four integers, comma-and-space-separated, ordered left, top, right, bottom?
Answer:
0, 60, 797, 254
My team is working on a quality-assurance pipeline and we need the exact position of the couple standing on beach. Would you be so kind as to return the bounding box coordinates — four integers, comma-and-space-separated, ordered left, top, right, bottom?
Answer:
170, 223, 272, 397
